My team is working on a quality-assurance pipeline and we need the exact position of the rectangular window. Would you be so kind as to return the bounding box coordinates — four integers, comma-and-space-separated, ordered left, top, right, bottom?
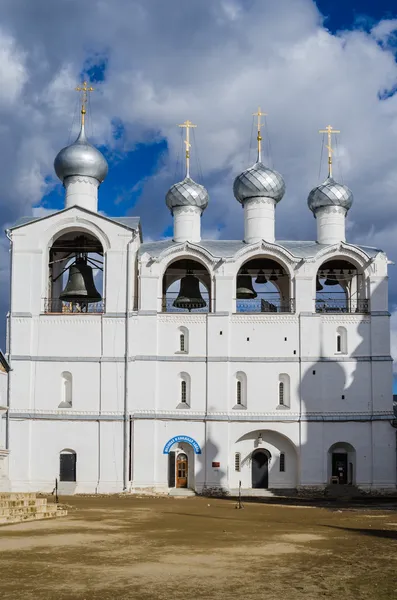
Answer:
235, 452, 241, 472
237, 381, 242, 405
336, 335, 341, 353
280, 452, 285, 472
181, 380, 187, 403
279, 382, 284, 405
180, 334, 185, 352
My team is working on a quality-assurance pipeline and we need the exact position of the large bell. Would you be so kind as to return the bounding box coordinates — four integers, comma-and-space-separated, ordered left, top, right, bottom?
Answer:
324, 269, 338, 286
255, 269, 267, 285
59, 257, 102, 303
173, 272, 206, 311
236, 270, 257, 300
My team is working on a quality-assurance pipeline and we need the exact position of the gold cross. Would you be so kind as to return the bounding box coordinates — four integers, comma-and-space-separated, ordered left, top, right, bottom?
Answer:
178, 120, 197, 178
319, 125, 340, 178
76, 81, 94, 126
253, 107, 267, 161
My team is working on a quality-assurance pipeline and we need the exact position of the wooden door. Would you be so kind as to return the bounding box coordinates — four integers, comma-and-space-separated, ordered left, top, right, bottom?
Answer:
252, 450, 269, 489
176, 453, 188, 488
332, 453, 348, 484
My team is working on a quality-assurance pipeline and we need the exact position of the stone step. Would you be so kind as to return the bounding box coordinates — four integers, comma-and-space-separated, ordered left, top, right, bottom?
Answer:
0, 504, 58, 517
0, 498, 47, 508
0, 509, 67, 526
0, 493, 37, 499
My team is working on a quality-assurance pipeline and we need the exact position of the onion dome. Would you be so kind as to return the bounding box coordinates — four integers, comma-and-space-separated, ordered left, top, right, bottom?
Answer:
233, 161, 285, 204
54, 122, 108, 184
166, 176, 209, 214
308, 177, 353, 214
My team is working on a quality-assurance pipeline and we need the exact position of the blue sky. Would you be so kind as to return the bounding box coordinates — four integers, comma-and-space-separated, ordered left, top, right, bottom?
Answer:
1, 0, 397, 386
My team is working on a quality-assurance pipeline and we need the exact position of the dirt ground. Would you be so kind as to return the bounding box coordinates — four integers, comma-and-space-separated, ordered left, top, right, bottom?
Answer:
0, 496, 397, 600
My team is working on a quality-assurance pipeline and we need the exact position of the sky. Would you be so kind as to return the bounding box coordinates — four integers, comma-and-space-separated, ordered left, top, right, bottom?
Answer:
1, 0, 397, 383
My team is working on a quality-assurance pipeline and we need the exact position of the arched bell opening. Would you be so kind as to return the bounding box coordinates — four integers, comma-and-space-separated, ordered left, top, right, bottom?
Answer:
236, 258, 293, 313
47, 231, 104, 314
162, 259, 211, 313
315, 259, 368, 314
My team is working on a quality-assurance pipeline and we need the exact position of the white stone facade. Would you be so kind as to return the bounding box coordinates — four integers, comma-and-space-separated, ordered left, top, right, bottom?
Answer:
2, 199, 396, 495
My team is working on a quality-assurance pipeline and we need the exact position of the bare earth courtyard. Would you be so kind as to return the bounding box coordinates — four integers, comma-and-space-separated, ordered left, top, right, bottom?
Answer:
0, 496, 397, 600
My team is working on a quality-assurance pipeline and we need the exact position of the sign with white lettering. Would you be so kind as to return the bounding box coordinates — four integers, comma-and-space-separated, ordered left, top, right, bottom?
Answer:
163, 435, 202, 455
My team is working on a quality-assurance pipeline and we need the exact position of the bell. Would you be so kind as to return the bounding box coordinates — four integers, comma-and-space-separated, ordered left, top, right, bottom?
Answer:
236, 270, 257, 299
270, 269, 278, 281
173, 272, 206, 311
316, 276, 323, 291
60, 257, 102, 303
255, 269, 267, 284
324, 269, 338, 286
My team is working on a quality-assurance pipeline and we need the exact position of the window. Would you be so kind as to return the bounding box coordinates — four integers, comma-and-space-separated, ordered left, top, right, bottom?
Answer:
280, 453, 285, 472
181, 380, 187, 403
235, 452, 241, 472
59, 371, 72, 408
234, 372, 247, 408
336, 327, 347, 354
236, 381, 242, 405
177, 327, 189, 353
279, 382, 284, 405
178, 372, 191, 407
59, 450, 76, 482
278, 374, 290, 408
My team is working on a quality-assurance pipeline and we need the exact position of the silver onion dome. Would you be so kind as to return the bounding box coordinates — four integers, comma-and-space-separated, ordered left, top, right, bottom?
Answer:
233, 161, 285, 204
54, 123, 108, 184
308, 177, 353, 214
166, 176, 209, 214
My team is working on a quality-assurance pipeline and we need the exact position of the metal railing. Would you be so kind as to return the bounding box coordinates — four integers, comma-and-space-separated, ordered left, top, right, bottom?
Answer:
236, 296, 295, 313
43, 298, 105, 314
315, 298, 369, 314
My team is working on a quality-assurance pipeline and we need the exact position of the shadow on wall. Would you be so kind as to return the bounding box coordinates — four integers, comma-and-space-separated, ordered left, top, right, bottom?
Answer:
299, 316, 391, 488
195, 436, 227, 496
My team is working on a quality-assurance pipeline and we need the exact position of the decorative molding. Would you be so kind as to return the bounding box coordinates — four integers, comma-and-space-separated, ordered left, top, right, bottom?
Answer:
158, 314, 207, 324
320, 315, 370, 325
231, 240, 300, 271
156, 241, 218, 268
65, 176, 99, 187
307, 242, 372, 267
244, 197, 275, 207
231, 314, 298, 324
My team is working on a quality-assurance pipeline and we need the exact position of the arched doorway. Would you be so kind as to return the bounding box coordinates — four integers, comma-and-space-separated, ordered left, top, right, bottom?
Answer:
252, 449, 271, 489
176, 453, 188, 488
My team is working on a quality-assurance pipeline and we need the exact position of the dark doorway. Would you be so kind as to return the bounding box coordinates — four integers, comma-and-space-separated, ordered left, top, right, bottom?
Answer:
332, 453, 348, 484
60, 452, 76, 482
252, 450, 270, 489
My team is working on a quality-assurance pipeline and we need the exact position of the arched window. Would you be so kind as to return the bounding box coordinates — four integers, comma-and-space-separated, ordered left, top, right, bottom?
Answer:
234, 372, 247, 408
59, 449, 76, 482
278, 374, 290, 408
177, 326, 189, 353
59, 372, 72, 408
336, 326, 347, 354
178, 372, 191, 407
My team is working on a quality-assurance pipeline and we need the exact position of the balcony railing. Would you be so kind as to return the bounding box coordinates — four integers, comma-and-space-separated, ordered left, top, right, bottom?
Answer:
315, 298, 369, 314
236, 295, 295, 313
162, 293, 210, 313
43, 298, 105, 314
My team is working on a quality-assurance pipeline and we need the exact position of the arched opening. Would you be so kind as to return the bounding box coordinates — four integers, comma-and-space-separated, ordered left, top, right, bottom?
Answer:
236, 257, 293, 313
251, 448, 271, 489
162, 258, 211, 313
59, 449, 77, 482
59, 371, 72, 408
278, 373, 290, 408
47, 231, 104, 314
336, 326, 347, 354
234, 371, 247, 408
315, 259, 368, 314
178, 326, 189, 353
328, 442, 356, 485
178, 372, 191, 407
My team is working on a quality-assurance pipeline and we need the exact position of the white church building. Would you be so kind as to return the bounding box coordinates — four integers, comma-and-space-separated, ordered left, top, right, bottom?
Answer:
1, 98, 396, 495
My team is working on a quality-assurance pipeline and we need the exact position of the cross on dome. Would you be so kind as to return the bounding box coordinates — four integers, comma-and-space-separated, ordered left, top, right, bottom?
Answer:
319, 124, 340, 179
75, 81, 94, 127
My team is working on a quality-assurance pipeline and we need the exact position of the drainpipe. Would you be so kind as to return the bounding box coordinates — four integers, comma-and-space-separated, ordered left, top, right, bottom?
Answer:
123, 233, 135, 491
298, 310, 302, 488
5, 229, 13, 451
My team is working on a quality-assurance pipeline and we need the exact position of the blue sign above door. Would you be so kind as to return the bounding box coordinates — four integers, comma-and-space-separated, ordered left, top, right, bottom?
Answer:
163, 436, 202, 454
